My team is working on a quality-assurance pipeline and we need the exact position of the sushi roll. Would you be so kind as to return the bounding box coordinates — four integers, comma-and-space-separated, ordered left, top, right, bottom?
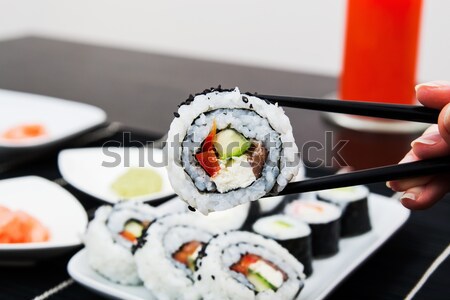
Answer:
166, 87, 300, 214
84, 201, 158, 285
316, 185, 372, 237
195, 231, 305, 300
252, 215, 313, 277
285, 199, 341, 257
133, 213, 220, 300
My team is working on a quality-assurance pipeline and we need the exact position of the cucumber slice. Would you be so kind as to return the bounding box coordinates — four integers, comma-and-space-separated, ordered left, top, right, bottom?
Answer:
247, 270, 276, 292
274, 220, 293, 228
213, 129, 250, 159
124, 220, 144, 238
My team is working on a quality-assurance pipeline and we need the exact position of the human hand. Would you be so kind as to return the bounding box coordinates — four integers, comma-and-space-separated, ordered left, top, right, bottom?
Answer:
387, 81, 450, 209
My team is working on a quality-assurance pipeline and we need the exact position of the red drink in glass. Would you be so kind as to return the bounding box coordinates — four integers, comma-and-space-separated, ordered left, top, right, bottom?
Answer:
340, 0, 423, 104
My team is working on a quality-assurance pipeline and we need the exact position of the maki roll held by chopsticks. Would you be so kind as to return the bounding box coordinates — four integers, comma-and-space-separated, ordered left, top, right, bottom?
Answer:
166, 87, 300, 214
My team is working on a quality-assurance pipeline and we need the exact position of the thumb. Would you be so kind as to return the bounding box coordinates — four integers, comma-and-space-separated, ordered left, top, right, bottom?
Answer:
438, 103, 450, 147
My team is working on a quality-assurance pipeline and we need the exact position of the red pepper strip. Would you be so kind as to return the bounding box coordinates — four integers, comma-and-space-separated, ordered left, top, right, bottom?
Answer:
230, 254, 261, 275
202, 120, 216, 152
172, 241, 202, 265
196, 150, 220, 177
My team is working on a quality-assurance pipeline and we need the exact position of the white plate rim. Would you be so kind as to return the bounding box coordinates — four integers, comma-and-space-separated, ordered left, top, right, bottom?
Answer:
68, 250, 153, 300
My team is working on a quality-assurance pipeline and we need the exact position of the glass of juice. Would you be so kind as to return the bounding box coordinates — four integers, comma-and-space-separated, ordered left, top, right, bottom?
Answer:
334, 0, 425, 132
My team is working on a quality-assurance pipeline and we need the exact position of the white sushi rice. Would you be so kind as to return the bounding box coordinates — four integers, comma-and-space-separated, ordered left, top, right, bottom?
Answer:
134, 213, 220, 300
84, 202, 159, 285
194, 231, 305, 300
284, 199, 341, 224
252, 215, 311, 240
316, 185, 369, 203
166, 88, 300, 214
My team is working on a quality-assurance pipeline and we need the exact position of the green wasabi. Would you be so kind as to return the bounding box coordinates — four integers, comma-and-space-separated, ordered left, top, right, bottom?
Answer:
111, 168, 162, 199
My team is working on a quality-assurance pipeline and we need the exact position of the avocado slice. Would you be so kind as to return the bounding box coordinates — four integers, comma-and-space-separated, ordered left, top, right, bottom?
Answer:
187, 256, 196, 272
124, 220, 144, 238
247, 270, 277, 292
213, 129, 250, 159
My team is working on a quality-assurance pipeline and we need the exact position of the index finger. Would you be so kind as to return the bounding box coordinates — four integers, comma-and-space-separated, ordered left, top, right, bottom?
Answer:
415, 81, 450, 109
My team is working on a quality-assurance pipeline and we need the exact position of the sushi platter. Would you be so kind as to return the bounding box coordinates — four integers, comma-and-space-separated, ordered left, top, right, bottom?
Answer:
68, 192, 409, 300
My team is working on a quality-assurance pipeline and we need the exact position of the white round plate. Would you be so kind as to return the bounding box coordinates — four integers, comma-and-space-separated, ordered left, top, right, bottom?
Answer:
68, 249, 155, 300
0, 176, 88, 263
0, 89, 106, 148
58, 148, 174, 204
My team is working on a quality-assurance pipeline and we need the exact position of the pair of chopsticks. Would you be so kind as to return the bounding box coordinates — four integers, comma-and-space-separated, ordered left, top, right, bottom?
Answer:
257, 94, 449, 194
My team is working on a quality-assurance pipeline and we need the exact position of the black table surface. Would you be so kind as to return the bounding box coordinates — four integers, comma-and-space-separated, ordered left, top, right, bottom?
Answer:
0, 37, 449, 300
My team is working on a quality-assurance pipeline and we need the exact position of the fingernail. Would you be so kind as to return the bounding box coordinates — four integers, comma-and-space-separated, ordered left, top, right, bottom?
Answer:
386, 181, 391, 189
401, 192, 416, 201
399, 153, 416, 164
415, 81, 450, 92
411, 133, 441, 147
400, 187, 423, 203
444, 106, 450, 133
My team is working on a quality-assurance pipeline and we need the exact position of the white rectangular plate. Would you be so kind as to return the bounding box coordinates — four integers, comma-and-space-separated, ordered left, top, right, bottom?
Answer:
68, 193, 409, 300
0, 89, 106, 148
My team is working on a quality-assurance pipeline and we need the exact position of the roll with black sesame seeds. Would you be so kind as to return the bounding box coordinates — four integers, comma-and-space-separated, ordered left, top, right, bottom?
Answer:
84, 202, 159, 285
166, 87, 300, 215
133, 212, 220, 299
194, 231, 305, 299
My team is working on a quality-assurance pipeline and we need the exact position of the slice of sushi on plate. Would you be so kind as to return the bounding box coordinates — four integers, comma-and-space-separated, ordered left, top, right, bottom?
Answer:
194, 231, 305, 299
166, 87, 301, 214
84, 201, 159, 285
133, 212, 220, 300
253, 214, 313, 277
285, 199, 341, 258
316, 185, 372, 237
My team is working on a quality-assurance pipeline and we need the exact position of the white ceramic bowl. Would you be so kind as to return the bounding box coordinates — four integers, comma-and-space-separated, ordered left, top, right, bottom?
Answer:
58, 148, 174, 204
0, 176, 88, 263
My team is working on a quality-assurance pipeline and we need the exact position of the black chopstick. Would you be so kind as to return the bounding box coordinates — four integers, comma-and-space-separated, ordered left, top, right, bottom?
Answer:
276, 156, 450, 196
258, 94, 440, 124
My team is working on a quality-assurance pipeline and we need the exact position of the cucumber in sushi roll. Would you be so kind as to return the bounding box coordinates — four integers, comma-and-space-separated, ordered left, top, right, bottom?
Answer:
194, 231, 305, 299
166, 87, 300, 214
316, 185, 372, 237
84, 202, 158, 285
133, 213, 220, 300
252, 215, 313, 277
285, 199, 341, 257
